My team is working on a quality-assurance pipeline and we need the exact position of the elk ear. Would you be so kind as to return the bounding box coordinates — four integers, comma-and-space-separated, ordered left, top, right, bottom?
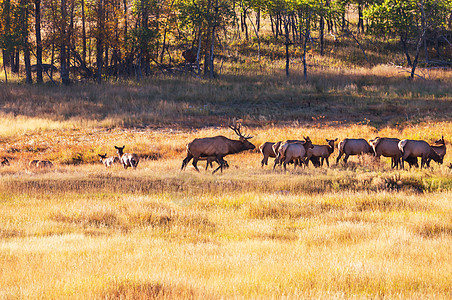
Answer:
334, 138, 338, 141
114, 146, 119, 149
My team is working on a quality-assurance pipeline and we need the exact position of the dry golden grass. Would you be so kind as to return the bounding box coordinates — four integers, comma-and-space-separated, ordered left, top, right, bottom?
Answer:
0, 60, 451, 298
1, 123, 452, 298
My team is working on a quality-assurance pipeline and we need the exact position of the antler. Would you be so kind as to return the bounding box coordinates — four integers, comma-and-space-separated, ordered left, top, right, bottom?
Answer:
229, 118, 253, 139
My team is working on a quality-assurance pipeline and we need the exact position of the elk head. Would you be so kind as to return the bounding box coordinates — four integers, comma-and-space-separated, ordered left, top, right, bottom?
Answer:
434, 136, 445, 145
304, 136, 314, 149
229, 120, 256, 151
115, 145, 125, 157
98, 153, 107, 162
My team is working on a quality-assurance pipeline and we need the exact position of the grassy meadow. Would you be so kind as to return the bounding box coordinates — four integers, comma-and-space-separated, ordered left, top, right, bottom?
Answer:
1, 58, 452, 298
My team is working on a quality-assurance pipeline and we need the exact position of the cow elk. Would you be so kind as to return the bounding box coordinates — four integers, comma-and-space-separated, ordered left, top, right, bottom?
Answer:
98, 153, 120, 167
398, 139, 443, 169
306, 138, 337, 167
369, 137, 402, 169
273, 138, 313, 169
181, 121, 255, 174
336, 138, 374, 164
281, 138, 313, 171
259, 142, 277, 167
115, 146, 140, 169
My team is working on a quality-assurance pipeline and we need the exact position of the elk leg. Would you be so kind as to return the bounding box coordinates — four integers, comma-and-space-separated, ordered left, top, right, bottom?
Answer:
212, 156, 225, 174
336, 151, 343, 164
181, 154, 193, 170
343, 154, 350, 163
273, 154, 280, 169
192, 157, 200, 172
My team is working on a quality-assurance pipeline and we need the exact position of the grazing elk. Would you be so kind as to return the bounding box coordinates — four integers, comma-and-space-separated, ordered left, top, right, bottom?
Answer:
398, 139, 443, 169
115, 146, 140, 169
98, 153, 120, 167
336, 138, 374, 164
181, 122, 255, 174
428, 136, 446, 166
369, 137, 402, 169
306, 138, 338, 167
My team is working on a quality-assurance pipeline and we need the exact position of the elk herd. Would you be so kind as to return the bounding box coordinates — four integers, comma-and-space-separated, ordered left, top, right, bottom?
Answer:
180, 122, 447, 173
0, 123, 447, 173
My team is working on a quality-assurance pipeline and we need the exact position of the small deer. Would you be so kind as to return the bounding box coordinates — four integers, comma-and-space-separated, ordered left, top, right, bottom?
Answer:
98, 153, 120, 167
115, 145, 139, 169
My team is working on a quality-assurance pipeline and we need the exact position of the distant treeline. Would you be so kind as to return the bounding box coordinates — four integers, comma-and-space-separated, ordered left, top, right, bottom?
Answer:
0, 0, 451, 83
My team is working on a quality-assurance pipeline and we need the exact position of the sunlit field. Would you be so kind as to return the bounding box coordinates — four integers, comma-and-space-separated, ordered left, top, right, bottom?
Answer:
1, 59, 452, 298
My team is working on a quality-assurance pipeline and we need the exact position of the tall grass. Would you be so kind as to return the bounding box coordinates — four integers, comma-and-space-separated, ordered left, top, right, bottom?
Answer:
0, 159, 451, 298
0, 50, 451, 298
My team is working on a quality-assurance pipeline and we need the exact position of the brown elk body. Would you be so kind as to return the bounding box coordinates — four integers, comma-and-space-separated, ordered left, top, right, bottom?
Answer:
98, 153, 120, 167
306, 138, 337, 167
398, 139, 443, 169
115, 146, 140, 169
369, 137, 402, 168
336, 138, 373, 164
181, 124, 255, 174
273, 138, 312, 169
259, 142, 277, 167
282, 139, 313, 170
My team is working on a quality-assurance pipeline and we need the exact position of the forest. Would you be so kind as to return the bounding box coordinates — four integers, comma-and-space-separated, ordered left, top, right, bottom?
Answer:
0, 0, 451, 83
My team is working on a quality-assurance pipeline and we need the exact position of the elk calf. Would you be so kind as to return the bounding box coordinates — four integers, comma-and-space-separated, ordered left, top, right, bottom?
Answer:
306, 138, 337, 167
115, 146, 139, 169
98, 153, 120, 167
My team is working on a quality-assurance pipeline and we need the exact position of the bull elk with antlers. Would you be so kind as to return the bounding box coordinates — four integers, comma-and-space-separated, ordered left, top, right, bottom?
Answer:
181, 121, 256, 174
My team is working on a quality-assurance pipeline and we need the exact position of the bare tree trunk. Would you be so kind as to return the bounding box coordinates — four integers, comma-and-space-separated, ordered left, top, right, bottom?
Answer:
60, 0, 70, 85
284, 18, 290, 77
81, 0, 86, 65
302, 10, 311, 81
411, 0, 426, 79
21, 0, 32, 83
96, 0, 104, 83
209, 0, 219, 78
35, 0, 43, 82
400, 34, 412, 66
